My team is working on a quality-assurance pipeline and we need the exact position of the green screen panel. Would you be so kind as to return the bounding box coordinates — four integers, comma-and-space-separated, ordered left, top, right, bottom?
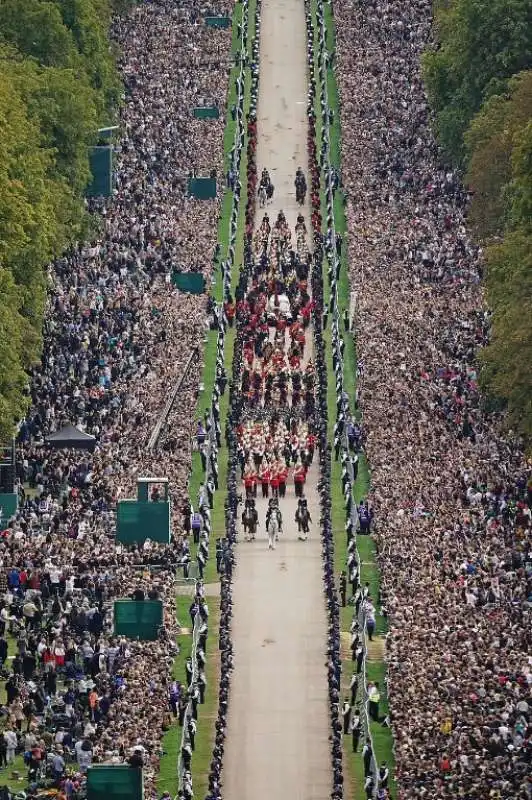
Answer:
188, 177, 217, 199
114, 600, 163, 641
87, 146, 113, 197
172, 272, 206, 294
193, 106, 220, 119
0, 494, 18, 524
116, 500, 170, 544
205, 16, 231, 27
87, 765, 143, 800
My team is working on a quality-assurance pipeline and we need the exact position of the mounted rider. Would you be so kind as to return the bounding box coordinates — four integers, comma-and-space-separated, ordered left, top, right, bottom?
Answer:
259, 168, 274, 203
260, 167, 270, 190
295, 167, 307, 204
295, 496, 312, 540
265, 497, 283, 550
242, 497, 258, 541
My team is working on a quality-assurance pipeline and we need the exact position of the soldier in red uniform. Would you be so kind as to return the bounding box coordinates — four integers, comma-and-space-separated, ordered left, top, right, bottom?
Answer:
244, 466, 257, 498
259, 462, 270, 498
270, 466, 280, 498
293, 462, 306, 498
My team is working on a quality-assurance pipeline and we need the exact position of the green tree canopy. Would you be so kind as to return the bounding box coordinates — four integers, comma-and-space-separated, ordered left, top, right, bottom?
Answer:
56, 0, 121, 113
508, 119, 532, 229
0, 0, 80, 69
1, 46, 99, 194
423, 0, 532, 165
0, 72, 62, 287
425, 2, 532, 440
0, 268, 32, 441
480, 230, 532, 438
0, 0, 121, 117
465, 71, 532, 236
0, 0, 126, 438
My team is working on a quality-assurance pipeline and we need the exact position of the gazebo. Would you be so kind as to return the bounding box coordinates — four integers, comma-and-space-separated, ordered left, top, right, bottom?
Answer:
45, 424, 97, 452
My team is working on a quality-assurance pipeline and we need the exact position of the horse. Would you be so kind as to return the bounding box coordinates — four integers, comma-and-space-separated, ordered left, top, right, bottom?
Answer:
258, 184, 267, 208
295, 504, 311, 539
241, 505, 258, 541
266, 508, 282, 550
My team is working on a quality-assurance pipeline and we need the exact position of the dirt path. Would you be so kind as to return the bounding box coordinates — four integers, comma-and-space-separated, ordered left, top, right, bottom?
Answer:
222, 1, 331, 798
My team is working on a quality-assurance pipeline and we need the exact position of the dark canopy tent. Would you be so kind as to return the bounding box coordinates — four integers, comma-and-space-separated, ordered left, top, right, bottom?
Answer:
46, 424, 97, 452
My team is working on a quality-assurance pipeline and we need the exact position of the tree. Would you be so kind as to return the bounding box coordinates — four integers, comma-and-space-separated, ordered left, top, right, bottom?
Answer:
423, 0, 532, 165
1, 46, 99, 194
0, 269, 31, 440
56, 0, 121, 115
0, 66, 72, 346
0, 0, 80, 69
480, 230, 532, 438
508, 119, 532, 230
465, 71, 532, 236
0, 0, 126, 439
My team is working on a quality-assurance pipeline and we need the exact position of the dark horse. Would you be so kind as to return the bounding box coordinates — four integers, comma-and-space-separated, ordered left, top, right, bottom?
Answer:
242, 502, 258, 540
295, 502, 311, 539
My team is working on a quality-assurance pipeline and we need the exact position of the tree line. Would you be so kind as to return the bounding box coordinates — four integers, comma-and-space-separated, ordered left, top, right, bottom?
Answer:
423, 0, 532, 440
0, 0, 133, 440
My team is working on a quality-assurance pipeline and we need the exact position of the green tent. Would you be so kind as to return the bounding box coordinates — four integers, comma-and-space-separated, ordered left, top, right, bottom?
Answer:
116, 500, 171, 544
87, 146, 113, 197
172, 272, 206, 294
0, 494, 18, 525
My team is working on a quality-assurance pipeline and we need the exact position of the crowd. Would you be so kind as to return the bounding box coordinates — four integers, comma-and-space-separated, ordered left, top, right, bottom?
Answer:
0, 0, 238, 798
4, 0, 530, 797
331, 0, 532, 797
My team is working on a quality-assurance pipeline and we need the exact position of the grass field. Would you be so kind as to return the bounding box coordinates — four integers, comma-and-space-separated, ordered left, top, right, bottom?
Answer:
158, 2, 256, 793
310, 0, 396, 794
157, 596, 220, 798
188, 0, 256, 583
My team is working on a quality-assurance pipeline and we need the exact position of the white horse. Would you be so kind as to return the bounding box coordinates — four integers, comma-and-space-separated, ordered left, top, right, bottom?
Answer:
258, 184, 267, 208
266, 509, 282, 550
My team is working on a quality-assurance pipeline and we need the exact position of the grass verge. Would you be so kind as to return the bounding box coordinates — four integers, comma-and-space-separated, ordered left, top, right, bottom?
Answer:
157, 597, 220, 798
311, 0, 395, 795
189, 0, 256, 582
158, 2, 256, 793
